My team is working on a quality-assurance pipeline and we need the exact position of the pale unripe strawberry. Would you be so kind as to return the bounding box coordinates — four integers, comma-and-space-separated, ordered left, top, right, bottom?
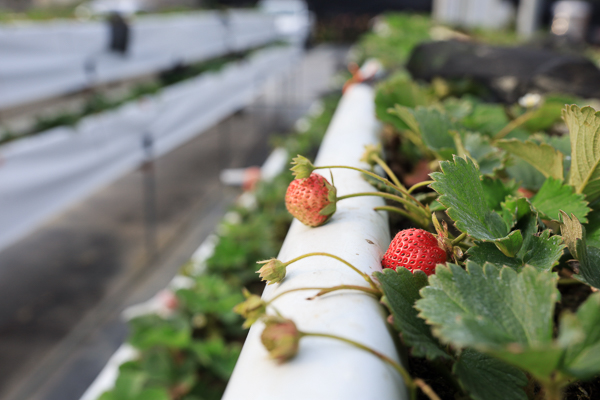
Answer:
285, 173, 337, 227
382, 228, 447, 276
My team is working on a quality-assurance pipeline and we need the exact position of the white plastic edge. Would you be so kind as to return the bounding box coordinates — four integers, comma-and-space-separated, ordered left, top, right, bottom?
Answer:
222, 84, 407, 400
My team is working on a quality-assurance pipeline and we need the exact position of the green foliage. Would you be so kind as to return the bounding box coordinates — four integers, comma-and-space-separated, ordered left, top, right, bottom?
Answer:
417, 263, 562, 380
101, 93, 340, 399
431, 156, 508, 241
530, 177, 590, 223
496, 139, 564, 181
564, 105, 600, 203
376, 268, 449, 360
453, 349, 528, 400
352, 13, 432, 70
374, 72, 430, 128
560, 212, 600, 289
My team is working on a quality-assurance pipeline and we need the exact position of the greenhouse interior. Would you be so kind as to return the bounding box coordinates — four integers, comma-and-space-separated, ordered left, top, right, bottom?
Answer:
1, 0, 600, 399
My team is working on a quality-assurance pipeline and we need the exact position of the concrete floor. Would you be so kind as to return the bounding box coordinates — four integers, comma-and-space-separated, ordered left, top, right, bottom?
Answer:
0, 44, 348, 400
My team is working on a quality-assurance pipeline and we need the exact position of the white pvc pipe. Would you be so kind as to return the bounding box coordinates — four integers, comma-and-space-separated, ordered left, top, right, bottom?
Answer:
223, 84, 406, 400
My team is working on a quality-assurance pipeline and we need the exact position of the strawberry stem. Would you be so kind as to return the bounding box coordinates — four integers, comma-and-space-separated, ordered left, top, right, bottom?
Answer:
283, 252, 378, 290
300, 331, 440, 400
407, 180, 434, 194
450, 232, 467, 246
312, 165, 421, 204
371, 154, 404, 191
336, 191, 429, 218
373, 206, 430, 229
265, 285, 380, 305
493, 109, 536, 141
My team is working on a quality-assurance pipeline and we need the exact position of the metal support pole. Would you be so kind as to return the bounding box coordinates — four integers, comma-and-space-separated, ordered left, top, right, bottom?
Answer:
517, 0, 544, 38
141, 132, 158, 261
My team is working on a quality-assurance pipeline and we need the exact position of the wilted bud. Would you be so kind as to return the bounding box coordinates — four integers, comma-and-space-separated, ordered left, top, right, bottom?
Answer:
256, 258, 287, 285
233, 288, 266, 328
290, 155, 315, 179
360, 144, 382, 167
260, 316, 301, 363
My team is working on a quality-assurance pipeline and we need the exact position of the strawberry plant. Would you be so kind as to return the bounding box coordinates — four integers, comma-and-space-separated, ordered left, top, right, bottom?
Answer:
238, 13, 600, 399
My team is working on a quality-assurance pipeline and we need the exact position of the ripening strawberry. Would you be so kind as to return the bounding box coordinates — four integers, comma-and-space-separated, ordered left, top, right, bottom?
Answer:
382, 228, 447, 276
285, 173, 336, 227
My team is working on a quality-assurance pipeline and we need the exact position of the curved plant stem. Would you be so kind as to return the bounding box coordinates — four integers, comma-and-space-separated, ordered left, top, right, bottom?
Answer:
408, 180, 434, 194
313, 165, 423, 205
372, 154, 404, 191
374, 206, 429, 229
451, 232, 467, 246
493, 110, 535, 141
283, 252, 378, 290
414, 379, 442, 400
266, 285, 380, 305
300, 332, 440, 400
337, 191, 428, 216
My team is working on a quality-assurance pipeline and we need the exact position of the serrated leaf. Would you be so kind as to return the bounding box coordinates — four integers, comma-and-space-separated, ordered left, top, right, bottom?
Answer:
375, 268, 450, 360
462, 103, 509, 136
505, 156, 547, 191
496, 139, 564, 181
391, 105, 457, 159
575, 240, 600, 289
564, 105, 600, 203
431, 156, 508, 241
467, 230, 564, 272
453, 349, 528, 400
562, 292, 600, 379
416, 262, 561, 380
481, 177, 518, 211
521, 231, 565, 271
531, 178, 590, 223
585, 209, 600, 247
559, 211, 585, 258
412, 106, 457, 154
464, 133, 504, 175
375, 73, 429, 128
494, 230, 523, 257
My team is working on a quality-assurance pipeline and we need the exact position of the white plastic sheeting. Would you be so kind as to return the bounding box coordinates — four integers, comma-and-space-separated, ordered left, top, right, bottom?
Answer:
0, 45, 302, 253
0, 10, 279, 109
223, 84, 406, 400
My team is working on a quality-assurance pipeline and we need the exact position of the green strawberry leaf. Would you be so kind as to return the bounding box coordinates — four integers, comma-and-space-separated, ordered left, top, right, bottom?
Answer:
575, 240, 600, 289
412, 106, 457, 154
416, 262, 561, 380
375, 72, 429, 128
564, 105, 600, 203
530, 178, 590, 223
462, 103, 509, 137
494, 230, 523, 257
496, 139, 564, 181
467, 230, 564, 272
431, 156, 509, 241
391, 105, 456, 158
559, 211, 600, 289
453, 349, 528, 400
442, 97, 473, 120
464, 132, 504, 175
505, 156, 547, 191
482, 177, 518, 211
375, 268, 450, 360
585, 209, 600, 248
561, 292, 600, 379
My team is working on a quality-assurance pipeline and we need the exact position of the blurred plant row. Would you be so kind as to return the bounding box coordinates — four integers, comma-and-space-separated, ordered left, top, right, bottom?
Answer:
0, 44, 283, 146
354, 12, 600, 400
97, 93, 340, 400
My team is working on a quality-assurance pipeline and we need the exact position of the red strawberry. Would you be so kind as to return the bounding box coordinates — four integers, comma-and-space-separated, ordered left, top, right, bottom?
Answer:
285, 173, 336, 227
382, 228, 447, 275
